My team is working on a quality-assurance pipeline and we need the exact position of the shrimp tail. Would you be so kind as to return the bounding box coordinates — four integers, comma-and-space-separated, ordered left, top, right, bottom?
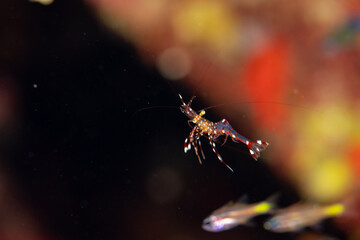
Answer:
247, 140, 269, 160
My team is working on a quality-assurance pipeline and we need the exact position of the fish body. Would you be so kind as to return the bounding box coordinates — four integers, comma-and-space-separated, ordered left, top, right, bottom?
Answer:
264, 203, 344, 233
202, 198, 275, 232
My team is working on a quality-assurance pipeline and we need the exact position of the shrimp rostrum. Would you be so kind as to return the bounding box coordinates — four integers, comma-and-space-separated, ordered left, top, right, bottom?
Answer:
179, 94, 269, 172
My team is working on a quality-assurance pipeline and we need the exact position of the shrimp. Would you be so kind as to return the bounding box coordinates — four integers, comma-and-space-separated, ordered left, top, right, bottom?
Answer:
179, 94, 269, 172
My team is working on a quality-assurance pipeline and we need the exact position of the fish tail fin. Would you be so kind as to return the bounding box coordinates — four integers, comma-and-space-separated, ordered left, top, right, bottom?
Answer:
265, 193, 280, 214
248, 140, 269, 160
254, 202, 273, 214
254, 193, 279, 214
324, 203, 345, 217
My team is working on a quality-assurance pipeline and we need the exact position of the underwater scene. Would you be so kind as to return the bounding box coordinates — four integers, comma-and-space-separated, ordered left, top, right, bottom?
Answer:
1, 0, 360, 239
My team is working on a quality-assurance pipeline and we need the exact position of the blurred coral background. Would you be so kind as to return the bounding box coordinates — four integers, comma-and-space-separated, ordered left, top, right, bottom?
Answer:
0, 0, 360, 239
86, 0, 360, 238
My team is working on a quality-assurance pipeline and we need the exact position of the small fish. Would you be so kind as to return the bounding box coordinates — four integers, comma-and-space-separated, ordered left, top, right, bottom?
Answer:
264, 202, 345, 233
202, 196, 276, 232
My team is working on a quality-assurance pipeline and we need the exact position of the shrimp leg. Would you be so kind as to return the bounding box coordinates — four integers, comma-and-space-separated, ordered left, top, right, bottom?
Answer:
193, 132, 206, 161
184, 126, 197, 153
192, 141, 203, 164
185, 127, 204, 164
197, 137, 206, 160
209, 137, 233, 172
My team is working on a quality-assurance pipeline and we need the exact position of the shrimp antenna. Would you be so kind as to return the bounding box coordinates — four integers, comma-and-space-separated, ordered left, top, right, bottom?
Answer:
188, 95, 196, 106
179, 51, 220, 105
202, 101, 322, 114
132, 105, 178, 117
178, 94, 196, 107
178, 94, 185, 105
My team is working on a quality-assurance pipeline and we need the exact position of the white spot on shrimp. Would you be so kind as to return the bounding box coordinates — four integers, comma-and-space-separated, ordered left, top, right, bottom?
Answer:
250, 149, 254, 155
232, 134, 235, 138
246, 140, 249, 145
257, 140, 262, 144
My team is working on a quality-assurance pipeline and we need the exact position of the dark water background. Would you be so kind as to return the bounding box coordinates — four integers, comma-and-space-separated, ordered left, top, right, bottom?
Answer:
0, 1, 347, 239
